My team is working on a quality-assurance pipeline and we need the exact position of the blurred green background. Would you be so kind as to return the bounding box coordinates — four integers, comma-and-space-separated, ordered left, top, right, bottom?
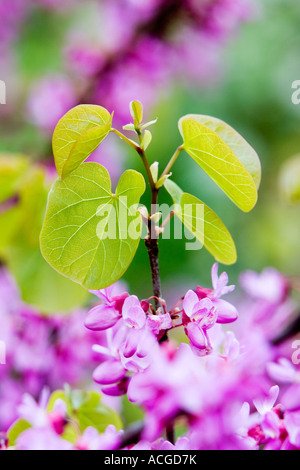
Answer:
1, 0, 300, 309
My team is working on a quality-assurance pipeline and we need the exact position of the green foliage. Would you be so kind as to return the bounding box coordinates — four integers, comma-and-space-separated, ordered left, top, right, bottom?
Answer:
40, 163, 145, 289
0, 154, 87, 313
279, 154, 300, 204
52, 104, 113, 178
178, 115, 258, 212
0, 154, 29, 203
180, 114, 261, 189
164, 180, 237, 264
48, 389, 123, 436
130, 100, 143, 128
7, 389, 123, 447
39, 104, 260, 292
7, 419, 32, 447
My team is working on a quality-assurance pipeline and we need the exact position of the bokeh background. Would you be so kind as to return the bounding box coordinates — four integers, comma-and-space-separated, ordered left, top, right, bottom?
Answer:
0, 0, 300, 355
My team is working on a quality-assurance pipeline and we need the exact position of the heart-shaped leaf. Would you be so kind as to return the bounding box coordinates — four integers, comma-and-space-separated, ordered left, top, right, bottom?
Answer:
53, 105, 113, 178
0, 163, 87, 313
179, 114, 261, 188
40, 163, 145, 289
178, 116, 258, 212
164, 179, 237, 265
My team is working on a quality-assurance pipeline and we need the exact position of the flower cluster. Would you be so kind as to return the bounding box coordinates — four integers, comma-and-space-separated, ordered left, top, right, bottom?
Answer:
2, 264, 300, 450
0, 267, 100, 431
85, 264, 237, 397
9, 389, 123, 451
83, 264, 300, 449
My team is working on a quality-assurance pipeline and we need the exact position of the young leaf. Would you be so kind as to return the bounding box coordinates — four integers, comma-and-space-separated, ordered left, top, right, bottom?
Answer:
129, 100, 143, 127
164, 179, 237, 265
53, 105, 112, 178
150, 161, 159, 183
179, 114, 261, 188
178, 116, 258, 212
40, 163, 145, 289
141, 130, 152, 151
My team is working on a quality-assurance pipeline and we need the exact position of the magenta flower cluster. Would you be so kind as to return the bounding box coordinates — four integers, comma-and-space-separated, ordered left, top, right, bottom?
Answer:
2, 263, 300, 449
0, 268, 100, 431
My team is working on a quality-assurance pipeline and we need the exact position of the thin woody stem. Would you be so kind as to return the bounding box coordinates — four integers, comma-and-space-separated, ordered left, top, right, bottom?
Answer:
134, 140, 162, 311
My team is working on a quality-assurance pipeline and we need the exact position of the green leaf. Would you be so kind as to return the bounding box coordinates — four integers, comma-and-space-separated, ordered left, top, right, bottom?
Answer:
48, 389, 122, 435
52, 105, 112, 178
140, 130, 152, 151
17, 167, 49, 247
5, 241, 88, 313
47, 390, 73, 415
150, 161, 159, 183
164, 180, 237, 265
122, 396, 144, 427
279, 154, 300, 204
129, 100, 143, 127
179, 114, 261, 188
40, 163, 145, 289
178, 116, 258, 212
1, 166, 87, 314
76, 391, 122, 433
0, 207, 21, 255
7, 419, 32, 447
0, 153, 29, 204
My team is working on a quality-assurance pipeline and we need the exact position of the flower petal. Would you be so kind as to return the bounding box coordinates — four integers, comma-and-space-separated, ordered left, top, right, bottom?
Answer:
122, 295, 146, 329
213, 298, 238, 324
183, 290, 199, 319
93, 360, 126, 385
186, 322, 207, 349
84, 305, 120, 331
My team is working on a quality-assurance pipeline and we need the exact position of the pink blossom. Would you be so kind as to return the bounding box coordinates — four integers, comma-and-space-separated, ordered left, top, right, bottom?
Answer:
27, 76, 76, 132
76, 425, 122, 451
85, 284, 128, 331
17, 427, 73, 451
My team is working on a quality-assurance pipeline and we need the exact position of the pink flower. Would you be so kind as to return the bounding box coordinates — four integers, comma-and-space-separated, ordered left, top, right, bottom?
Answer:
17, 388, 50, 428
196, 263, 238, 324
27, 76, 76, 132
182, 264, 238, 353
240, 268, 289, 304
183, 291, 217, 353
76, 425, 122, 451
17, 427, 73, 451
147, 313, 172, 335
284, 412, 300, 448
17, 388, 67, 434
85, 284, 128, 331
122, 296, 146, 329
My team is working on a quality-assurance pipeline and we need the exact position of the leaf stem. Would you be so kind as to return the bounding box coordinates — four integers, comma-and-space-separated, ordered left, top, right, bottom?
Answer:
115, 125, 163, 311
159, 145, 183, 181
111, 128, 139, 151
